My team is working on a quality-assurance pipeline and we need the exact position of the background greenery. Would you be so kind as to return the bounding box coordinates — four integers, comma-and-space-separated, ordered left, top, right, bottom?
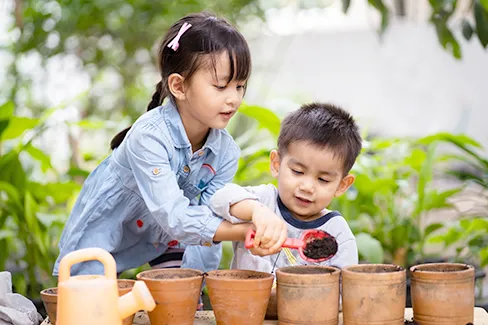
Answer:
1, 0, 487, 302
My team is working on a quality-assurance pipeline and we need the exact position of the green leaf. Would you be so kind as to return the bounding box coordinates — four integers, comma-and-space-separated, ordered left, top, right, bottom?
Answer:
480, 246, 488, 267
422, 188, 462, 212
238, 104, 281, 137
481, 0, 488, 11
356, 232, 384, 263
475, 1, 488, 47
0, 117, 40, 140
462, 19, 474, 40
0, 152, 27, 192
432, 16, 462, 58
24, 144, 53, 172
424, 223, 444, 238
368, 0, 389, 35
0, 101, 14, 119
0, 120, 9, 138
72, 120, 107, 129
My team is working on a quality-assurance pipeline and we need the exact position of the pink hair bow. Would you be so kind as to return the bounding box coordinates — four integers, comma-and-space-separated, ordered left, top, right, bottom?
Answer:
167, 22, 192, 51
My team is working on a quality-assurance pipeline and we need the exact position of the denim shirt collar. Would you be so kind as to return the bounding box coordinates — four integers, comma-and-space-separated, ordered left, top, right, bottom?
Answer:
162, 100, 221, 154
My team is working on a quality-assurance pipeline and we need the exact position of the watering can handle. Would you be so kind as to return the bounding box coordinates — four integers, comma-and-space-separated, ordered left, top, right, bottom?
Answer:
58, 248, 117, 282
244, 229, 304, 249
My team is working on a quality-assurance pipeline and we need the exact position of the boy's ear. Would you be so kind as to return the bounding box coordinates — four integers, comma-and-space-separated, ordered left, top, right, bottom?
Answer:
335, 174, 355, 197
167, 73, 186, 100
269, 150, 281, 178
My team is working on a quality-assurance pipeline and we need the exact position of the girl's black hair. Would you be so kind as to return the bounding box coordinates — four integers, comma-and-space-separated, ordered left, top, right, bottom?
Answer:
110, 11, 251, 149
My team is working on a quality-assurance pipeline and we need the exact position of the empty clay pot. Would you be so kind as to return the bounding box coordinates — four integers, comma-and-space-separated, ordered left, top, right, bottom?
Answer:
276, 265, 340, 325
342, 264, 406, 325
410, 263, 475, 325
206, 269, 274, 325
40, 287, 58, 325
136, 268, 203, 325
117, 279, 136, 325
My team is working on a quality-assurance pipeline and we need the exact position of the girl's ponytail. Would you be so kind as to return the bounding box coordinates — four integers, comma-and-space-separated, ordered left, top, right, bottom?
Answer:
147, 81, 164, 111
110, 81, 165, 150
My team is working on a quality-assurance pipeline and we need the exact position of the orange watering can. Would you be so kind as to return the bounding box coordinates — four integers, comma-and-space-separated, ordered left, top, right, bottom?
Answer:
56, 248, 155, 325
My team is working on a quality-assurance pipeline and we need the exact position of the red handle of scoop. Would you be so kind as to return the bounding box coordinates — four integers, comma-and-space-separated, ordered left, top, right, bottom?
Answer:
244, 229, 304, 249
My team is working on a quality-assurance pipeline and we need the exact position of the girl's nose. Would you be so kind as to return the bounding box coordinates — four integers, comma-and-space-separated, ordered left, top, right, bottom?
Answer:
225, 89, 241, 107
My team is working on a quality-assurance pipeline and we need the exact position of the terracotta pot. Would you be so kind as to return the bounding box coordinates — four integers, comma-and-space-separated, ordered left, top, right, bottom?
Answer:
136, 268, 203, 325
410, 263, 475, 325
342, 264, 406, 325
276, 265, 340, 325
40, 287, 58, 325
266, 287, 278, 320
118, 279, 136, 325
206, 269, 274, 325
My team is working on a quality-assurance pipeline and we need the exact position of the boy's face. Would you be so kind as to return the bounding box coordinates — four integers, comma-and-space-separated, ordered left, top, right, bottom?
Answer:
270, 140, 355, 221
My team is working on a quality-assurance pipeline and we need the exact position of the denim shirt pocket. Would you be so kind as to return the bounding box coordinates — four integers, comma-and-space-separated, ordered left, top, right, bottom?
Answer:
177, 172, 203, 201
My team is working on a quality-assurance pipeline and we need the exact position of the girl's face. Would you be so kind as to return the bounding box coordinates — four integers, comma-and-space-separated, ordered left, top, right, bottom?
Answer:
178, 51, 247, 132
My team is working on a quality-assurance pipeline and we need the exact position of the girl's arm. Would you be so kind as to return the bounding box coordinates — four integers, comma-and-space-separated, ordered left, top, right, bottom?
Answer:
125, 122, 243, 246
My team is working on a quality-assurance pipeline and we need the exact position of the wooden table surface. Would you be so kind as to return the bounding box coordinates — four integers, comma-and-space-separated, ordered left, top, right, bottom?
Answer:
43, 308, 488, 324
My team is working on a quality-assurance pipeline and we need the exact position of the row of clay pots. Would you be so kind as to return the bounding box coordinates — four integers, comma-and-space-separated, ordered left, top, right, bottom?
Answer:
40, 262, 475, 325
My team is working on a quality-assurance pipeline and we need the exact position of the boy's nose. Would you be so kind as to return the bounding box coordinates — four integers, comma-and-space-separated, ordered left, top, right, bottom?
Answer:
299, 179, 315, 193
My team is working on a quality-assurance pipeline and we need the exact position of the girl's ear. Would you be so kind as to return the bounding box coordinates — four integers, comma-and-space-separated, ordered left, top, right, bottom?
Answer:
168, 73, 186, 100
270, 150, 281, 178
334, 174, 355, 197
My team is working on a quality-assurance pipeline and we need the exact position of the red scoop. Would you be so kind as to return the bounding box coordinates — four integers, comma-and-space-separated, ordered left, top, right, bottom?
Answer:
244, 228, 336, 263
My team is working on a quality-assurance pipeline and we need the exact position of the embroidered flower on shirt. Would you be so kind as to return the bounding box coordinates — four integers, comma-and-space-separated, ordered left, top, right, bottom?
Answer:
136, 219, 144, 228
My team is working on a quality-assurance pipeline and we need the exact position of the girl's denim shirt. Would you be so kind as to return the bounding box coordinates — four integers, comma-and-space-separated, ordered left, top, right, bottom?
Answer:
53, 100, 240, 276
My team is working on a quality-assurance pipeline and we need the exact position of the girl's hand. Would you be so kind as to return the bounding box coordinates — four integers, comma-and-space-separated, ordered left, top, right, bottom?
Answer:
250, 203, 287, 254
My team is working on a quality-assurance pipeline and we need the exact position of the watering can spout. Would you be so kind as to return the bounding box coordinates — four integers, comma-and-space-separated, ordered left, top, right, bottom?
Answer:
118, 281, 156, 320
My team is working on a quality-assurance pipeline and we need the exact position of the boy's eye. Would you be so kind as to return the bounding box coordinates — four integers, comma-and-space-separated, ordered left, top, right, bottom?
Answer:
291, 169, 303, 175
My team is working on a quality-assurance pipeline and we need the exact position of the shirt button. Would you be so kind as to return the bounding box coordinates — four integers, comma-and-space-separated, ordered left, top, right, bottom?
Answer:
198, 150, 204, 156
152, 168, 160, 175
203, 242, 212, 247
183, 165, 190, 173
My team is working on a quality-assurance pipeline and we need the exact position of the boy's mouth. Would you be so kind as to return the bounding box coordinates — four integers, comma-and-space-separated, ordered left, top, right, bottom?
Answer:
295, 196, 312, 205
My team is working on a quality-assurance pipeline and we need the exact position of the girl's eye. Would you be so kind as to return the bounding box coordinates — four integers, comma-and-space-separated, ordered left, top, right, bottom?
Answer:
291, 169, 303, 175
318, 178, 329, 183
214, 85, 226, 90
237, 85, 245, 90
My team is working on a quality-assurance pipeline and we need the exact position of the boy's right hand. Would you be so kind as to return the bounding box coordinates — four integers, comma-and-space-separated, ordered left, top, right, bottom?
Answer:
250, 202, 287, 255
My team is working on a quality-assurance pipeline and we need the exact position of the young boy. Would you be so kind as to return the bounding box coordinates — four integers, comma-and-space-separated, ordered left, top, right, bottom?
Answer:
210, 102, 362, 273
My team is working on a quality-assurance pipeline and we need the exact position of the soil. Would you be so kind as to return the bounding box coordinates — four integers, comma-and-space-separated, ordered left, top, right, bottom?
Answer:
207, 271, 271, 279
117, 281, 134, 289
281, 267, 335, 275
139, 269, 203, 280
303, 237, 338, 259
411, 264, 471, 273
42, 288, 57, 295
351, 265, 404, 273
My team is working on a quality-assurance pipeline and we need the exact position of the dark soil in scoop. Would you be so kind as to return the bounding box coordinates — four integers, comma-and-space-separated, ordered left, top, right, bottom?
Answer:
303, 237, 338, 259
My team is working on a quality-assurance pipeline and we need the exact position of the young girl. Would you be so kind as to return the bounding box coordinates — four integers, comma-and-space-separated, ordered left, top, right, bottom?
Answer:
53, 12, 287, 278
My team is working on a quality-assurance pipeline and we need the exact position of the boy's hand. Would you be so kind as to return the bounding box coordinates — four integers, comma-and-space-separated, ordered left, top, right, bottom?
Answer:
251, 203, 287, 254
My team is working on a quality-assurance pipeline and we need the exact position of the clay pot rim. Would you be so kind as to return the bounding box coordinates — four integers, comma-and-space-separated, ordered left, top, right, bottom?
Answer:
40, 287, 58, 297
117, 279, 136, 289
409, 262, 474, 274
205, 269, 274, 281
136, 268, 204, 282
276, 265, 340, 276
342, 264, 405, 275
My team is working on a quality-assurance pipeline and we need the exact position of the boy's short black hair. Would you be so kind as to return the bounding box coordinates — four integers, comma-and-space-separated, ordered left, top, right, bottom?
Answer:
277, 102, 362, 174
